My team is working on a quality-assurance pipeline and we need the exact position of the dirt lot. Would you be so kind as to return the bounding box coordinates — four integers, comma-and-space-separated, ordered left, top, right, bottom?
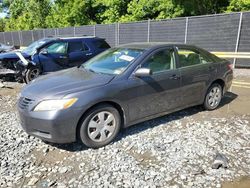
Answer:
0, 69, 249, 188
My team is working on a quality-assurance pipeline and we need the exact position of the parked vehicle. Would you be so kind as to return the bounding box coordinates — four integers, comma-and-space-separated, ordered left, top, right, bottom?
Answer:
0, 43, 15, 53
18, 43, 233, 148
0, 36, 110, 83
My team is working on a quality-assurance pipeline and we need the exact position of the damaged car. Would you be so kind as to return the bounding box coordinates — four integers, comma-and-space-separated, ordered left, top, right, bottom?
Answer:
0, 36, 110, 83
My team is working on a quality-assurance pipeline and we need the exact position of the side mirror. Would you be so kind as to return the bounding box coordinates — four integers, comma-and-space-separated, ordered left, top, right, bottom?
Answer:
134, 68, 152, 77
40, 49, 48, 55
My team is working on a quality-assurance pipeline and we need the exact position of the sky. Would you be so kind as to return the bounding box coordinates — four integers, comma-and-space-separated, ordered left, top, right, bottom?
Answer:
0, 12, 7, 18
0, 0, 8, 18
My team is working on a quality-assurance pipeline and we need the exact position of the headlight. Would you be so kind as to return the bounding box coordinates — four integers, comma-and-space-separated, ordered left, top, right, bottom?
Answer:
33, 98, 78, 111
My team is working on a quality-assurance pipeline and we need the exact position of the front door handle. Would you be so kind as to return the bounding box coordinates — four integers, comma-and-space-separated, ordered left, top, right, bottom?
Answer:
86, 53, 93, 56
169, 74, 180, 80
59, 55, 67, 59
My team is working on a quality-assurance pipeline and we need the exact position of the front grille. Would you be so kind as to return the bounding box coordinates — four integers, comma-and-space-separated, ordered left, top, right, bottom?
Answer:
0, 60, 17, 70
18, 97, 34, 110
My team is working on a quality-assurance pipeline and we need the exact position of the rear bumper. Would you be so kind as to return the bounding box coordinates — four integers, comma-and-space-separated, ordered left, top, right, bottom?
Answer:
224, 71, 233, 94
18, 107, 83, 144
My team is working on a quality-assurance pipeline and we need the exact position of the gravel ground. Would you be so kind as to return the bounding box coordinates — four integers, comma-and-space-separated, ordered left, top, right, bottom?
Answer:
0, 71, 250, 188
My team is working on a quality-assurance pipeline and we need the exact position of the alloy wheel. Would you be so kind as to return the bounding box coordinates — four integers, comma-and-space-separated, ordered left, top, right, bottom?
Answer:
28, 68, 40, 81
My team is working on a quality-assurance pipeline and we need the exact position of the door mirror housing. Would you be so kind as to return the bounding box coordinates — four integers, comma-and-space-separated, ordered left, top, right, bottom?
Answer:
40, 49, 48, 55
134, 68, 152, 77
33, 48, 38, 55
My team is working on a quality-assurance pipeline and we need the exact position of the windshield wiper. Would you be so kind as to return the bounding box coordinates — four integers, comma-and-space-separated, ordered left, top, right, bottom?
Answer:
80, 67, 112, 75
88, 68, 97, 73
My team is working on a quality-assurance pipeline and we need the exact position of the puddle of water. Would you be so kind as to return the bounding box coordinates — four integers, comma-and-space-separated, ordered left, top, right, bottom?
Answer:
222, 176, 250, 188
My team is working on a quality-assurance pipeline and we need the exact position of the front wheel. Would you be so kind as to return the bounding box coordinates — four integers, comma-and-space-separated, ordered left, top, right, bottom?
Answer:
79, 104, 121, 148
24, 67, 40, 83
203, 83, 222, 110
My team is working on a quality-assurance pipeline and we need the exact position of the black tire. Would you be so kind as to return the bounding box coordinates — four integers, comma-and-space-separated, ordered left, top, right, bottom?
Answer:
24, 67, 40, 83
78, 104, 121, 148
203, 83, 222, 110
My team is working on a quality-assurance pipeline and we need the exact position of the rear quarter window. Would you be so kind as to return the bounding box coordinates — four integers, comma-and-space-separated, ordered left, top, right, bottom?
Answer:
92, 40, 110, 49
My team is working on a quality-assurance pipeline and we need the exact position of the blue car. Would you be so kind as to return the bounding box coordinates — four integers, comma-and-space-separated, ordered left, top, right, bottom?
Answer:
0, 36, 110, 83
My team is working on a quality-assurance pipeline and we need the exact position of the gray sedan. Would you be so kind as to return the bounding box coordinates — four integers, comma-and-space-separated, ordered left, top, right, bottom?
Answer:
18, 43, 233, 148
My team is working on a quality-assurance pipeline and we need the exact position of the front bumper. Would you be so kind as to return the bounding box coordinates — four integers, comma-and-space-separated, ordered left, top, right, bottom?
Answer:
0, 68, 16, 75
0, 65, 22, 82
18, 105, 83, 144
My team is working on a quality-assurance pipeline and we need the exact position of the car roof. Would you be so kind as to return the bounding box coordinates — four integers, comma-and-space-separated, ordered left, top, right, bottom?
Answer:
43, 36, 105, 41
117, 42, 198, 50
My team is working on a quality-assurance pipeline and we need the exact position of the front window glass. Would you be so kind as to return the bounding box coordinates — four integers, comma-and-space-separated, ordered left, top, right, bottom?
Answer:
46, 42, 68, 54
22, 38, 53, 55
81, 48, 144, 75
142, 49, 175, 73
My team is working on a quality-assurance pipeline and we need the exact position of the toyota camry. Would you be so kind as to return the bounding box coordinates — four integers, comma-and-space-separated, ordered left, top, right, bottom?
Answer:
18, 43, 233, 148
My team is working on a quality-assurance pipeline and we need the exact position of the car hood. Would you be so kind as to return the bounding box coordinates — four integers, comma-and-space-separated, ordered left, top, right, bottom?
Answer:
0, 45, 13, 50
21, 67, 115, 99
0, 51, 30, 60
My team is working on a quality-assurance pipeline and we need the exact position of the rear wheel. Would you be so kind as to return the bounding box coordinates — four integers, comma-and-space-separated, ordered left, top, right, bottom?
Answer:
203, 83, 222, 110
79, 104, 121, 148
24, 67, 40, 83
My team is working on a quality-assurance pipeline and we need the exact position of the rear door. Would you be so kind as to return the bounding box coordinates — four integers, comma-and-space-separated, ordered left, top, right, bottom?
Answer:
176, 46, 216, 106
127, 47, 182, 122
91, 39, 110, 54
67, 40, 91, 67
38, 41, 68, 72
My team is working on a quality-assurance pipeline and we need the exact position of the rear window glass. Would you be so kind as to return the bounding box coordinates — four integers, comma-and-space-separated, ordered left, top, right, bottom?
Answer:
68, 41, 88, 53
68, 41, 83, 53
92, 40, 110, 49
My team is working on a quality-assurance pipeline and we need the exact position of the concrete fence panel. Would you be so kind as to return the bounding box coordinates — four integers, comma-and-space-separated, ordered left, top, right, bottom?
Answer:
75, 25, 94, 36
150, 18, 186, 43
186, 13, 241, 52
95, 24, 116, 47
119, 21, 148, 44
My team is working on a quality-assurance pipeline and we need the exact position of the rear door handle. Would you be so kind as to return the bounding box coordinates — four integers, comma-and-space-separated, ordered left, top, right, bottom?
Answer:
86, 53, 93, 56
169, 74, 180, 80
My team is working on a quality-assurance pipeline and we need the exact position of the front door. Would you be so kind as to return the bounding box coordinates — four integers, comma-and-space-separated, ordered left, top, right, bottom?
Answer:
38, 41, 69, 72
127, 48, 182, 122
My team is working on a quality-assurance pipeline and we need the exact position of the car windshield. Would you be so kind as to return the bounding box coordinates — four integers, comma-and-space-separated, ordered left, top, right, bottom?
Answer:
81, 48, 144, 75
22, 38, 53, 55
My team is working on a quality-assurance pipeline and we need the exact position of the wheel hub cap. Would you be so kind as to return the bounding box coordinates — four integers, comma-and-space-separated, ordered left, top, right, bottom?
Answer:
87, 111, 116, 142
208, 86, 221, 107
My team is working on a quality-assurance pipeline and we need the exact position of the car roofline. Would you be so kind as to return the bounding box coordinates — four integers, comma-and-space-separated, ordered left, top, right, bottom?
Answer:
116, 42, 200, 50
42, 35, 105, 40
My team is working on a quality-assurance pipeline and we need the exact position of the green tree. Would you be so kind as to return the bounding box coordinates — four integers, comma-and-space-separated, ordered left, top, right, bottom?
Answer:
174, 0, 229, 16
2, 0, 250, 32
93, 0, 131, 24
0, 0, 11, 14
227, 0, 250, 12
4, 0, 51, 31
120, 0, 183, 22
45, 0, 96, 28
0, 18, 6, 31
